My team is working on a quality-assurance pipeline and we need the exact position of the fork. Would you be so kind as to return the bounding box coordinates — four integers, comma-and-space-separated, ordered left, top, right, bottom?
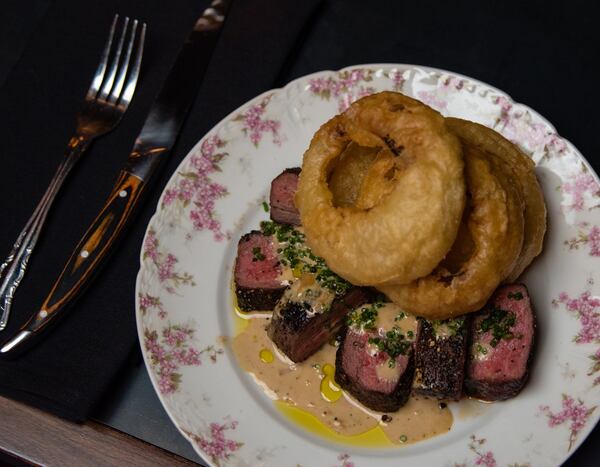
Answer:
0, 15, 146, 331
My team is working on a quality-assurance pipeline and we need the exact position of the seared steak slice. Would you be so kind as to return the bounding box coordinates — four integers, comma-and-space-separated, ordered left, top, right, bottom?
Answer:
465, 284, 535, 401
335, 302, 415, 412
413, 318, 468, 401
234, 231, 286, 311
269, 168, 301, 226
268, 287, 371, 362
336, 328, 414, 412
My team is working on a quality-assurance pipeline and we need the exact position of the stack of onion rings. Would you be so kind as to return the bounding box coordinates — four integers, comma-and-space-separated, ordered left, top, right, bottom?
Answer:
295, 92, 465, 286
446, 118, 546, 282
295, 91, 546, 320
378, 142, 525, 318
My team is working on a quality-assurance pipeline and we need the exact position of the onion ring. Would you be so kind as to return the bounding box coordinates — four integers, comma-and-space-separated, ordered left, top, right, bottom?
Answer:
446, 118, 546, 281
327, 142, 381, 208
295, 92, 465, 286
378, 142, 525, 319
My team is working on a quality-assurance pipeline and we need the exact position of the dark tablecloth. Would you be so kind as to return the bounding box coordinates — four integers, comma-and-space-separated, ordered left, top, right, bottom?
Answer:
0, 0, 321, 420
1, 1, 598, 465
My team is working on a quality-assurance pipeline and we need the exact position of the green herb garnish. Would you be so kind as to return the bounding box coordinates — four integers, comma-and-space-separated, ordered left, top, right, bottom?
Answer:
252, 246, 265, 262
368, 326, 411, 361
260, 221, 351, 295
347, 304, 378, 331
431, 317, 466, 337
479, 308, 517, 347
507, 291, 524, 300
261, 221, 276, 236
394, 311, 406, 321
262, 201, 269, 212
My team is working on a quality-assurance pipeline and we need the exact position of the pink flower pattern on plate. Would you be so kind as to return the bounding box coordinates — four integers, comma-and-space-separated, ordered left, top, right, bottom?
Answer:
385, 69, 405, 92
564, 222, 600, 257
309, 69, 375, 112
333, 453, 355, 467
184, 417, 243, 466
138, 293, 166, 319
493, 96, 567, 158
234, 95, 282, 146
540, 395, 597, 450
560, 171, 600, 213
469, 436, 497, 467
553, 289, 600, 344
143, 230, 195, 293
591, 347, 600, 386
417, 76, 466, 112
144, 324, 223, 395
163, 135, 229, 241
452, 436, 530, 467
553, 288, 600, 380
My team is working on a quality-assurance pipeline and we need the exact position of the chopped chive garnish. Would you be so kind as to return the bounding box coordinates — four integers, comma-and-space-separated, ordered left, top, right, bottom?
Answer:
252, 246, 265, 261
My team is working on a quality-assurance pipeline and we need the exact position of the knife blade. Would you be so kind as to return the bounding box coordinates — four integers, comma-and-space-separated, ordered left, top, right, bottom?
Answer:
1, 0, 231, 354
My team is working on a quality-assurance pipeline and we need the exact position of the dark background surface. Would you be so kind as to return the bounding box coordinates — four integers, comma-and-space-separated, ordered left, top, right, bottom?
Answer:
1, 0, 599, 465
0, 0, 320, 421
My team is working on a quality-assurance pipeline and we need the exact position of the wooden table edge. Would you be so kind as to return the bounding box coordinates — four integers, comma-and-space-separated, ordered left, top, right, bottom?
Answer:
0, 395, 198, 466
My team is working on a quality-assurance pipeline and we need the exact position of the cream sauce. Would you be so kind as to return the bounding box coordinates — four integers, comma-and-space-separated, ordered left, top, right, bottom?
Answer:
431, 318, 466, 340
272, 236, 295, 286
472, 341, 493, 361
375, 360, 402, 382
232, 316, 453, 446
374, 303, 416, 334
278, 266, 295, 286
371, 303, 418, 381
274, 273, 336, 317
432, 322, 455, 339
272, 226, 310, 285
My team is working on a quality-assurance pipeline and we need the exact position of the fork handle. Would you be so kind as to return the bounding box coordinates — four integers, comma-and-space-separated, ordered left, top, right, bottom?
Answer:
0, 135, 90, 331
19, 169, 145, 335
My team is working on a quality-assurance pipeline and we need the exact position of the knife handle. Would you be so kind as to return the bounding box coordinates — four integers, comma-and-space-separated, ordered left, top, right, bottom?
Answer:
23, 170, 145, 334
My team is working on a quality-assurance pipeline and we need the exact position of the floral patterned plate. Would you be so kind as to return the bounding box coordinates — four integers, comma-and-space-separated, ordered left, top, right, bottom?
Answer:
136, 64, 600, 466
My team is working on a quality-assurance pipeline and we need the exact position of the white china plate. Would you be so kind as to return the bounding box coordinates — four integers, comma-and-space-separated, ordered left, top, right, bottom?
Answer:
136, 64, 600, 466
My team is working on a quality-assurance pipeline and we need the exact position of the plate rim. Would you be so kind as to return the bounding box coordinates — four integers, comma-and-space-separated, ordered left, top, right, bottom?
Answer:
135, 62, 600, 466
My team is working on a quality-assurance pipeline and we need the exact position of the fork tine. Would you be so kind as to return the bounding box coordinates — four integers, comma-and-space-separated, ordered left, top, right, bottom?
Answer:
119, 22, 146, 109
108, 19, 138, 104
87, 14, 118, 100
98, 16, 129, 101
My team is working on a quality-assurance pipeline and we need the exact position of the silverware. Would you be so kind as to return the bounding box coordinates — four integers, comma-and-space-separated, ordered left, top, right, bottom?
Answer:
0, 0, 230, 354
0, 15, 146, 331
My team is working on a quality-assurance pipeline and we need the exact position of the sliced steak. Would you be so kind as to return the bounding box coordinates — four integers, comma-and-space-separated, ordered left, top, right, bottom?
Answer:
465, 284, 536, 401
413, 318, 468, 401
268, 286, 371, 362
269, 168, 301, 225
234, 231, 286, 311
335, 302, 415, 412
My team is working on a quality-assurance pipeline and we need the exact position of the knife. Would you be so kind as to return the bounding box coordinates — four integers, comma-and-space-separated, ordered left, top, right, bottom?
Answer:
1, 0, 231, 354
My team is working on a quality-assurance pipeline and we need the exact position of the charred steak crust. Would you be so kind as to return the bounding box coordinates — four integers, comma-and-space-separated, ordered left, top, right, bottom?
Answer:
464, 366, 529, 401
235, 287, 286, 312
269, 168, 301, 226
335, 327, 415, 413
267, 287, 372, 363
464, 284, 536, 401
234, 231, 286, 311
413, 319, 468, 401
278, 167, 301, 175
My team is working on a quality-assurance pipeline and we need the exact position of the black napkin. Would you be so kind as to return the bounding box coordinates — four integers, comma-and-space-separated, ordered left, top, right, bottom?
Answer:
0, 0, 321, 421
